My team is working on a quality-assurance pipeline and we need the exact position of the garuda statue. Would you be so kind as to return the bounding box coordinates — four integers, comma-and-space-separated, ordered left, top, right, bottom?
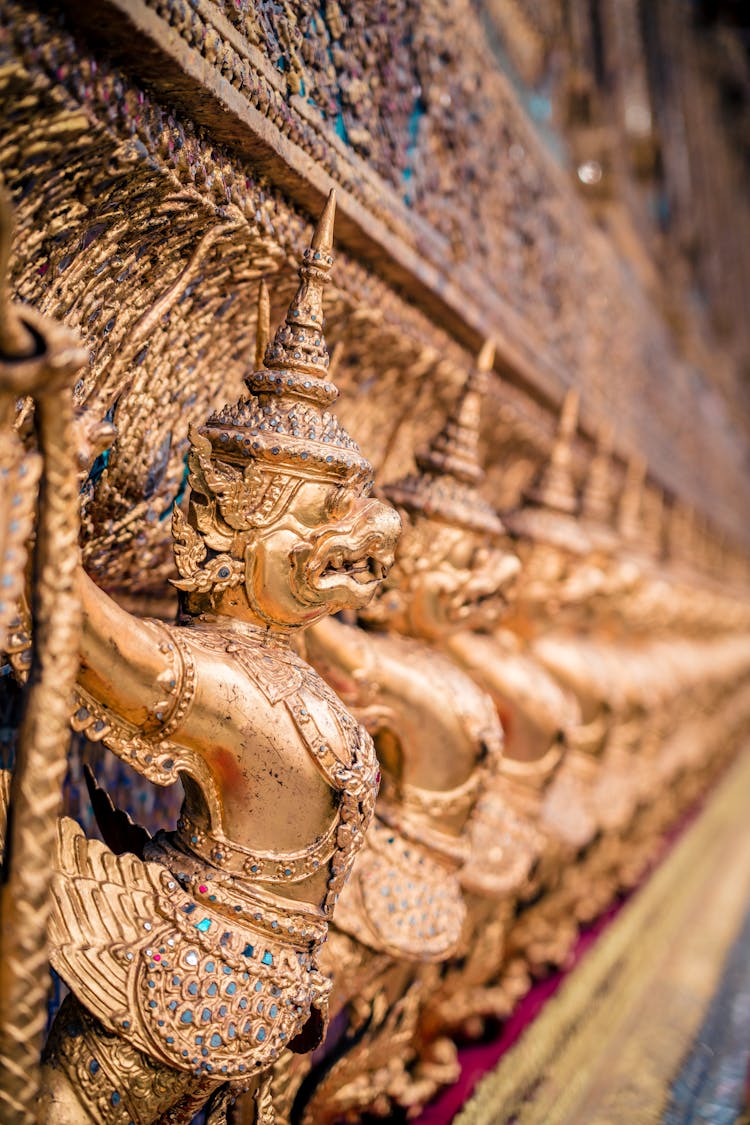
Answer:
280, 342, 524, 1122
505, 395, 600, 855
424, 391, 595, 1028
478, 392, 605, 965
308, 340, 522, 962
1, 191, 402, 1125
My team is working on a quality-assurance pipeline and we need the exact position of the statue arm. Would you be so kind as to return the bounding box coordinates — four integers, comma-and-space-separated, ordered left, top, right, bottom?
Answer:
76, 567, 177, 729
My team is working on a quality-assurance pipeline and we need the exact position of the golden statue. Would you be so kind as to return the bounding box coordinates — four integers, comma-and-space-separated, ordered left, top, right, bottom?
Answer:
1, 190, 403, 1125
424, 391, 600, 1011
529, 452, 634, 851
0, 164, 748, 1125
506, 401, 599, 821
279, 340, 522, 1121
533, 453, 650, 857
437, 391, 618, 967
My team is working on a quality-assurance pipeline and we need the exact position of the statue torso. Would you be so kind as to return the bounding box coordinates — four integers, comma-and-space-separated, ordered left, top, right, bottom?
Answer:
74, 617, 378, 916
307, 616, 501, 815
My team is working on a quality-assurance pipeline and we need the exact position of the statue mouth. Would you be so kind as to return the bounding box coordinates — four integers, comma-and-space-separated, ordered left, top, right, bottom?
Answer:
293, 496, 400, 609
451, 591, 495, 622
318, 539, 395, 592
448, 553, 521, 621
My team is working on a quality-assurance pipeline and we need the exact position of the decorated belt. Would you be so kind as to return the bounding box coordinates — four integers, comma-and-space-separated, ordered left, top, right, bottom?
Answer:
333, 815, 467, 961
145, 831, 328, 948
173, 812, 340, 885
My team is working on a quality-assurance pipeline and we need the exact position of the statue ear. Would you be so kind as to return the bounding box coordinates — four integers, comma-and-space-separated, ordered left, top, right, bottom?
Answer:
171, 506, 244, 594
191, 495, 234, 552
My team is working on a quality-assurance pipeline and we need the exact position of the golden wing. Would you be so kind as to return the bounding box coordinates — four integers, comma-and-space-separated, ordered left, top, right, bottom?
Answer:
49, 817, 320, 1080
48, 816, 179, 1066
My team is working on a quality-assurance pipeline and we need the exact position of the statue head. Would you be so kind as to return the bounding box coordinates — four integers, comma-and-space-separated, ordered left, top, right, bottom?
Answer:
361, 340, 520, 642
172, 191, 401, 631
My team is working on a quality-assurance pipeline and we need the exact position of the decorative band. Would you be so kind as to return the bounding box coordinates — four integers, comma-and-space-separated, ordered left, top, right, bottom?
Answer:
174, 814, 339, 885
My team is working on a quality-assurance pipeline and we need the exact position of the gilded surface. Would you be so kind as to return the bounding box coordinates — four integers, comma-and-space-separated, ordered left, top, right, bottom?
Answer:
269, 340, 520, 1119
456, 748, 750, 1125
1, 193, 403, 1123
0, 2, 750, 1123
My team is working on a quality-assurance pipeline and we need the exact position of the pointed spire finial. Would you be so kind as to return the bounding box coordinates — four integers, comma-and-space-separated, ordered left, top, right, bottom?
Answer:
384, 340, 505, 535
526, 387, 580, 515
201, 187, 371, 485
248, 190, 338, 406
582, 419, 615, 524
667, 497, 685, 563
416, 337, 495, 487
310, 188, 336, 254
476, 337, 496, 374
642, 483, 664, 557
559, 386, 580, 438
254, 279, 271, 370
617, 454, 646, 541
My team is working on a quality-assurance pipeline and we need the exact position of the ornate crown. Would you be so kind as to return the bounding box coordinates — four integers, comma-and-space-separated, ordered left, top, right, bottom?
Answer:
200, 189, 371, 486
383, 339, 505, 536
